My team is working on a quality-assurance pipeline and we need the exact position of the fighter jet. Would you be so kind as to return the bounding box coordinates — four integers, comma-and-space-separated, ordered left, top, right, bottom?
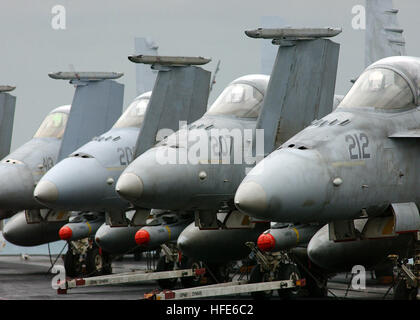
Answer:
115, 28, 339, 253
236, 0, 406, 228
0, 104, 70, 219
116, 73, 271, 218
235, 56, 420, 298
235, 1, 415, 297
235, 56, 419, 224
2, 72, 124, 244
33, 91, 151, 213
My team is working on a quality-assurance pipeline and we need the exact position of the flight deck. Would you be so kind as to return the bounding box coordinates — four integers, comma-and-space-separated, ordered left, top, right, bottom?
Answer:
0, 254, 396, 300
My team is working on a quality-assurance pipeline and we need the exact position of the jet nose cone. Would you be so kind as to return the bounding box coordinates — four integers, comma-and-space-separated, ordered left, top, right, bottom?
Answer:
117, 147, 194, 210
33, 180, 59, 204
134, 229, 150, 246
234, 181, 268, 218
34, 157, 120, 211
58, 226, 72, 240
115, 173, 144, 202
235, 149, 330, 223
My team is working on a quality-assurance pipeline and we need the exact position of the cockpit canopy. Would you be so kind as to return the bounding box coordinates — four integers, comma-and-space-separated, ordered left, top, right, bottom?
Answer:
34, 111, 68, 139
113, 92, 151, 129
339, 56, 420, 111
206, 75, 269, 118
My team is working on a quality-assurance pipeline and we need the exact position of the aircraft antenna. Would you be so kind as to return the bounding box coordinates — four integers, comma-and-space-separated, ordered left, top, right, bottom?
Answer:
209, 60, 221, 93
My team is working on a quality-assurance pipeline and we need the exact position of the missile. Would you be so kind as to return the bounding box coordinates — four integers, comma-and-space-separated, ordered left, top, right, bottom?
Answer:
307, 220, 414, 272
95, 223, 141, 254
135, 219, 192, 249
257, 224, 322, 252
3, 211, 66, 246
58, 214, 105, 241
177, 221, 270, 263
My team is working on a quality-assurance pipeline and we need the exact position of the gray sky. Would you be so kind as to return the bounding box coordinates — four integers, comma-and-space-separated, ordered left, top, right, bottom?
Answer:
1, 0, 419, 150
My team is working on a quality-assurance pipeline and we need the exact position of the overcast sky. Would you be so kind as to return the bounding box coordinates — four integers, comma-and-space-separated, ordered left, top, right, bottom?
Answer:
1, 0, 419, 150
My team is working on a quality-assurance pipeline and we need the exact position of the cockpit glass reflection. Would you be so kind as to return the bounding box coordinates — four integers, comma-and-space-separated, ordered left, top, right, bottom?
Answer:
206, 84, 264, 118
34, 112, 68, 139
113, 98, 150, 129
339, 68, 415, 110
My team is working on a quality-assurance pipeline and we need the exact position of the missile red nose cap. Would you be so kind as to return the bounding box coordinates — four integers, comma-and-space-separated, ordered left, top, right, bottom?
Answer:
257, 233, 275, 252
59, 226, 72, 240
135, 229, 150, 246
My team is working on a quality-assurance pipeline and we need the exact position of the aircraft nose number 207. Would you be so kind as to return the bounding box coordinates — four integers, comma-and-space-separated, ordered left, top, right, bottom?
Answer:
345, 133, 370, 160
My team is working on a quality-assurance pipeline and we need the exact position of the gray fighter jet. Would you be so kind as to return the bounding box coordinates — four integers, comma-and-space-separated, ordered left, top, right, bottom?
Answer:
115, 28, 340, 230
34, 91, 152, 213
235, 56, 420, 226
2, 72, 124, 243
235, 56, 420, 298
0, 104, 69, 219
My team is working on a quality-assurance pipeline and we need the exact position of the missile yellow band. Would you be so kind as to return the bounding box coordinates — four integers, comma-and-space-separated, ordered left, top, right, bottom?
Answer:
165, 225, 171, 240
292, 227, 300, 244
86, 222, 92, 235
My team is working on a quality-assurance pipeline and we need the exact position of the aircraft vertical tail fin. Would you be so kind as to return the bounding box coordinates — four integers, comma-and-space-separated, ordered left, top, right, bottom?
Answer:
0, 87, 16, 159
246, 28, 341, 155
49, 72, 124, 161
128, 55, 211, 158
135, 37, 159, 95
365, 0, 406, 67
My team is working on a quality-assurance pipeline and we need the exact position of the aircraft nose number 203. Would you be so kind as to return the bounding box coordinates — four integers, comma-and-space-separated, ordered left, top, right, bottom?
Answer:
345, 133, 370, 160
